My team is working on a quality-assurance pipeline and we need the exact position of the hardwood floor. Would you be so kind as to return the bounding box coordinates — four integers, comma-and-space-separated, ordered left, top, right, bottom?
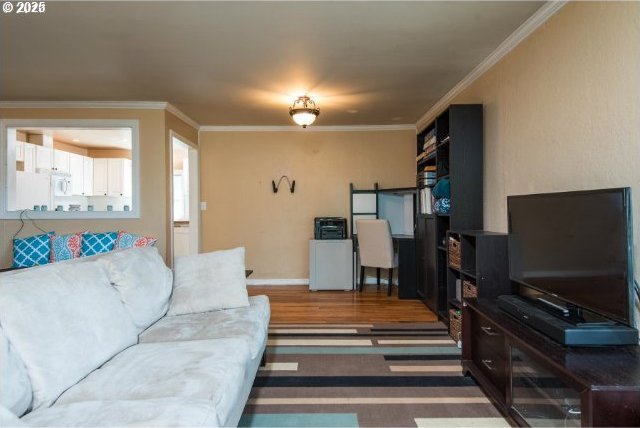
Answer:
248, 285, 437, 323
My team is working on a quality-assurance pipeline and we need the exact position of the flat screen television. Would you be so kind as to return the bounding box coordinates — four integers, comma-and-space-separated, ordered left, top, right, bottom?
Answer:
508, 188, 634, 326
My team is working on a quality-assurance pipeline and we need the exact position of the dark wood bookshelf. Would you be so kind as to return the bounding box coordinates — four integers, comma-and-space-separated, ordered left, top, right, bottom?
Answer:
415, 105, 484, 322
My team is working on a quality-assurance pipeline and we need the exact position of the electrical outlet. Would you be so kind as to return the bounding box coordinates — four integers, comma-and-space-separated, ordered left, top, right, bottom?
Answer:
200, 201, 207, 211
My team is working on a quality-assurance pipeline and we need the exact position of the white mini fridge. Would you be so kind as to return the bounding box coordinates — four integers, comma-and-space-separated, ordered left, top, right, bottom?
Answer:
309, 239, 353, 291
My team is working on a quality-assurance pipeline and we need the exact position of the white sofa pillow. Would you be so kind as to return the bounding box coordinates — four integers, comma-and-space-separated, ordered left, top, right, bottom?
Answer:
0, 328, 32, 417
0, 260, 138, 410
101, 247, 173, 332
0, 405, 27, 427
168, 247, 249, 316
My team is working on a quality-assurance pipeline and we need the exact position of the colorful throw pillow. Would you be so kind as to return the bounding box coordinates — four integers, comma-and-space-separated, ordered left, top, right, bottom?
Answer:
81, 232, 118, 257
50, 232, 85, 263
12, 232, 54, 268
114, 231, 157, 250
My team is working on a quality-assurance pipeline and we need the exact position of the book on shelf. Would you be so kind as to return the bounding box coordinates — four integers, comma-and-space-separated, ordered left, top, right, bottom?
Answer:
419, 187, 433, 214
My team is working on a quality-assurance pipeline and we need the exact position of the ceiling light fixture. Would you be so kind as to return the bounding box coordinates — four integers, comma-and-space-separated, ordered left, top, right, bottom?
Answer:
289, 95, 320, 128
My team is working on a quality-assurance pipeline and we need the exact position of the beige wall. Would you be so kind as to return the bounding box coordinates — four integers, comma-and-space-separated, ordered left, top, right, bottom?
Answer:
199, 130, 415, 278
0, 107, 197, 268
423, 2, 640, 322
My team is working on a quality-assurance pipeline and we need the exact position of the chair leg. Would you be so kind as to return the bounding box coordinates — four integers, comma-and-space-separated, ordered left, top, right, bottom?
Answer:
387, 268, 394, 296
359, 265, 365, 292
376, 268, 381, 288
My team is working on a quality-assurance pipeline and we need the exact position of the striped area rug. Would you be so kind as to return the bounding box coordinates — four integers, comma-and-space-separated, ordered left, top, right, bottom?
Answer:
240, 323, 508, 427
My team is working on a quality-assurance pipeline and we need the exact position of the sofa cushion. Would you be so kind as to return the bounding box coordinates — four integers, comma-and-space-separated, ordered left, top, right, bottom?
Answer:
12, 232, 53, 268
100, 247, 173, 332
114, 231, 158, 250
0, 260, 138, 410
0, 405, 27, 427
140, 295, 270, 359
0, 328, 32, 417
81, 231, 118, 256
23, 399, 219, 427
57, 339, 250, 427
168, 247, 249, 316
49, 231, 84, 263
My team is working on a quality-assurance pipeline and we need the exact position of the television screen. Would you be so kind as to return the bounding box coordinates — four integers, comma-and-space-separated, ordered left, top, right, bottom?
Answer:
508, 188, 633, 325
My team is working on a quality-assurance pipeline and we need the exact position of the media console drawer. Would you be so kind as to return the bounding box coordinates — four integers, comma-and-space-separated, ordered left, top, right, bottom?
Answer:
469, 309, 508, 399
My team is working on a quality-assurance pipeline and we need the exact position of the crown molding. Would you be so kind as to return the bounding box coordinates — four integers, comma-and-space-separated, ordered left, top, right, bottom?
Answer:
0, 100, 167, 110
0, 100, 200, 130
165, 103, 200, 130
415, 0, 567, 133
199, 124, 416, 132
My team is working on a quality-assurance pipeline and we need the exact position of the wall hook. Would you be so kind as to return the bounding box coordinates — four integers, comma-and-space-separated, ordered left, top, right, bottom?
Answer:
272, 176, 295, 193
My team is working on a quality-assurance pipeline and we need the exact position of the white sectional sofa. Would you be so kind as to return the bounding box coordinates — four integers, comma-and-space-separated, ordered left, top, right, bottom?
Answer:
0, 247, 269, 427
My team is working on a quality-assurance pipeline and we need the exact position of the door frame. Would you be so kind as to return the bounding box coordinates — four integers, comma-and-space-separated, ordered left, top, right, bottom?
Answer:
168, 130, 199, 266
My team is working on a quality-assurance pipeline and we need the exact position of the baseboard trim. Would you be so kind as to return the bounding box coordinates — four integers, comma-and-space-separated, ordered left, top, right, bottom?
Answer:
247, 278, 310, 286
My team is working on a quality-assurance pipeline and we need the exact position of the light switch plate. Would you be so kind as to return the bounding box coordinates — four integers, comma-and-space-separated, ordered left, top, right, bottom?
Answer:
200, 201, 207, 211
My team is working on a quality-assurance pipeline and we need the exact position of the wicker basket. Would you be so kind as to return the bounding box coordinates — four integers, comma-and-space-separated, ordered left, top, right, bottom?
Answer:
449, 309, 462, 341
448, 236, 461, 269
463, 280, 478, 299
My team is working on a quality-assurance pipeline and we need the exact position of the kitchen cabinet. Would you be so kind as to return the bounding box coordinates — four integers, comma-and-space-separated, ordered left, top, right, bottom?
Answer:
15, 141, 24, 162
54, 150, 70, 173
93, 158, 131, 197
83, 156, 93, 196
35, 146, 53, 170
107, 158, 132, 197
69, 153, 84, 195
93, 158, 109, 196
23, 143, 36, 173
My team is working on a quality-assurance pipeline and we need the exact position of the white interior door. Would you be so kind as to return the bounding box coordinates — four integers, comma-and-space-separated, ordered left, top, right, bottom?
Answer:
171, 134, 199, 262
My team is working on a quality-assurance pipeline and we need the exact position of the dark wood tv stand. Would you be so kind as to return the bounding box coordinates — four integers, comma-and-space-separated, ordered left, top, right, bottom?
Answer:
463, 298, 640, 427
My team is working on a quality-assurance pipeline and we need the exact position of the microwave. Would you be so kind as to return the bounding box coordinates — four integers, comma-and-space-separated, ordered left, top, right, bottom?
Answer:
52, 173, 72, 196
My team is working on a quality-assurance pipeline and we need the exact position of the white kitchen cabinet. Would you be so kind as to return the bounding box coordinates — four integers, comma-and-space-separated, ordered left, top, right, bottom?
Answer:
93, 158, 109, 196
69, 153, 84, 195
23, 143, 36, 173
108, 158, 123, 196
83, 156, 93, 196
93, 158, 131, 197
15, 141, 24, 162
35, 146, 53, 170
53, 150, 70, 173
107, 158, 132, 197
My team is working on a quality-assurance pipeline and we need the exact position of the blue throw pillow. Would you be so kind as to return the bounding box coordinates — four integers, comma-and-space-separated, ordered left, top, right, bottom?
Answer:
13, 232, 54, 268
81, 232, 118, 257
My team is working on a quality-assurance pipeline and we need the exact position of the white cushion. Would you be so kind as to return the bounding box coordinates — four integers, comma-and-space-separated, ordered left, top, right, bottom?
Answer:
23, 398, 219, 427
168, 247, 249, 315
100, 247, 173, 332
140, 295, 270, 359
0, 261, 138, 410
0, 405, 27, 427
57, 339, 250, 427
0, 328, 32, 417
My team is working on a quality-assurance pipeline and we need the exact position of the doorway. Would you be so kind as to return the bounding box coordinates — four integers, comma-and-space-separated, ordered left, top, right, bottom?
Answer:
170, 133, 199, 260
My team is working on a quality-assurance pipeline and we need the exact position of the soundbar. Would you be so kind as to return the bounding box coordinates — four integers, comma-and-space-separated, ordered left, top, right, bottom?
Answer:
497, 295, 639, 346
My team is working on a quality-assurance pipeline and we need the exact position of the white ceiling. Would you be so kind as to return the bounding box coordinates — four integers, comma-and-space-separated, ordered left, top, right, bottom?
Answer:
0, 1, 544, 126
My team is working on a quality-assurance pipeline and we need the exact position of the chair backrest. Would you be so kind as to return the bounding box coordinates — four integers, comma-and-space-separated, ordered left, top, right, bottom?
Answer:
356, 219, 394, 269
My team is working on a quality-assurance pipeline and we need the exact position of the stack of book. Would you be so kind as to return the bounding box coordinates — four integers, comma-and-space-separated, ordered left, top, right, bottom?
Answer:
423, 129, 437, 156
418, 165, 437, 186
417, 165, 437, 214
419, 187, 433, 214
416, 129, 437, 162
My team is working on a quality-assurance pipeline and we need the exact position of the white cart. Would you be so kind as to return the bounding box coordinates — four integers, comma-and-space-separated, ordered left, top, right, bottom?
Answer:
308, 239, 353, 291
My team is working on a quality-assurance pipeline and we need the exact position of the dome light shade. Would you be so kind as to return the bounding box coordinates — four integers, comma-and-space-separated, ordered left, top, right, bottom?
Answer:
289, 96, 320, 128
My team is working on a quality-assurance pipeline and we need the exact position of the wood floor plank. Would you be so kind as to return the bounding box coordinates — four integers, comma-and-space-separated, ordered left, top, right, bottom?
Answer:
248, 285, 437, 323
